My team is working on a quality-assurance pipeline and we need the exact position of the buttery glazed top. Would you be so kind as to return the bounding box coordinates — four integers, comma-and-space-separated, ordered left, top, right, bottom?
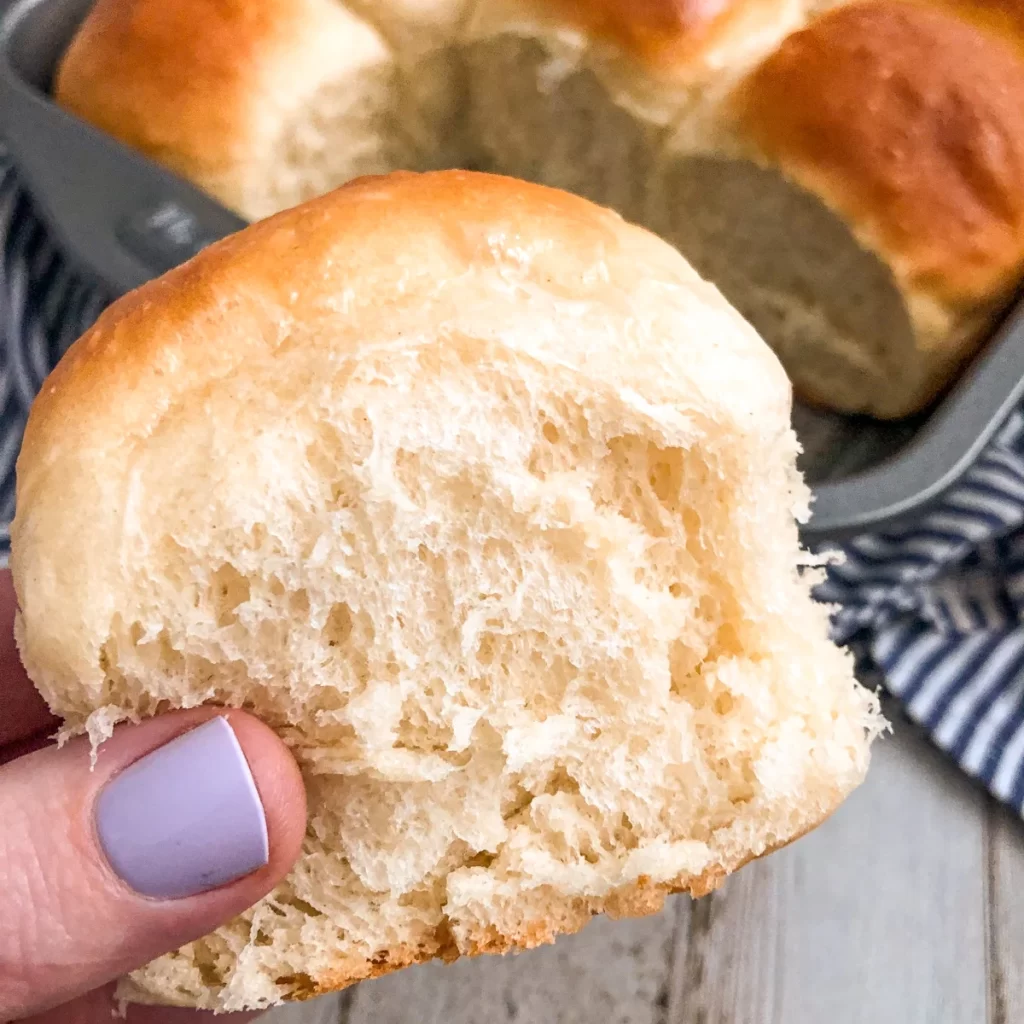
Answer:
549, 0, 750, 66
738, 1, 1024, 307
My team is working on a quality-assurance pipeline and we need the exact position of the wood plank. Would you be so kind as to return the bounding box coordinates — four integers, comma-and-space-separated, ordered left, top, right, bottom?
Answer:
345, 903, 682, 1024
987, 797, 1024, 1024
666, 709, 989, 1024
258, 992, 342, 1024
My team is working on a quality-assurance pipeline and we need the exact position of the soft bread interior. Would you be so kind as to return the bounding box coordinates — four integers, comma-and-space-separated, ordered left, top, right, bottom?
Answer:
11, 174, 881, 1009
93, 338, 875, 1009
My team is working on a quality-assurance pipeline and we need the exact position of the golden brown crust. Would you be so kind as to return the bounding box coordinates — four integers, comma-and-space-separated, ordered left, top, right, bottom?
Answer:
737, 1, 1024, 309
543, 0, 772, 70
17, 169, 641, 488
296, 807, 837, 1002
55, 0, 241, 185
53, 0, 321, 205
924, 0, 1024, 51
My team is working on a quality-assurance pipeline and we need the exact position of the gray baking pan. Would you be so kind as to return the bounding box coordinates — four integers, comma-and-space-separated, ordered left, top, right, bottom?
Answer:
0, 0, 245, 295
3, 0, 1024, 542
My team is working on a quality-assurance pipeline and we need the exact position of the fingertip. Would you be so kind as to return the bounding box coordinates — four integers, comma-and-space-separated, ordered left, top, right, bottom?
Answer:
18, 982, 262, 1023
0, 707, 309, 1017
0, 569, 58, 747
220, 711, 308, 884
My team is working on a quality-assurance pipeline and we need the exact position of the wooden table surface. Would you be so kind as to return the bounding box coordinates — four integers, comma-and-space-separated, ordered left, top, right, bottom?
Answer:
258, 701, 1024, 1024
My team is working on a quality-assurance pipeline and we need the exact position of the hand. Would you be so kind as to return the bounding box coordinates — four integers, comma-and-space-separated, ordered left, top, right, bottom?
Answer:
0, 569, 308, 1022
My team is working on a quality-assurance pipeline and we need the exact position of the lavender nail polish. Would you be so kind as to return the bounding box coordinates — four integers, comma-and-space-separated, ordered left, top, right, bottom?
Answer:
96, 716, 270, 899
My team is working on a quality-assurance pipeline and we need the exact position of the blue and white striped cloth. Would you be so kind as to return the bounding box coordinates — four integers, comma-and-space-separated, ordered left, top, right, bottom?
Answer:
5, 147, 1024, 815
0, 150, 109, 556
817, 409, 1024, 812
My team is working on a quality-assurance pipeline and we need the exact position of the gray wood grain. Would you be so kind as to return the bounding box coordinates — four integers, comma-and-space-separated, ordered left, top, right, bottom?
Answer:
666, 714, 989, 1024
988, 798, 1024, 1024
344, 905, 681, 1024
259, 992, 342, 1024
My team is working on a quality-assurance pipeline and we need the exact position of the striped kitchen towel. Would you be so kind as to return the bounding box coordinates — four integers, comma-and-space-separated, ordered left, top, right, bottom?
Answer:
815, 408, 1024, 812
0, 151, 109, 555
5, 146, 1024, 815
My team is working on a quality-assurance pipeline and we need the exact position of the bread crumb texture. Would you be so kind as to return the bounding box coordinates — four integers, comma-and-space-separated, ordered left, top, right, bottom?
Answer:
11, 172, 881, 1011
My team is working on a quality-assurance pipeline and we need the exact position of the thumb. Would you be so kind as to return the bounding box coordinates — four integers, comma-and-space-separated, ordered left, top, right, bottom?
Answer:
0, 708, 307, 1020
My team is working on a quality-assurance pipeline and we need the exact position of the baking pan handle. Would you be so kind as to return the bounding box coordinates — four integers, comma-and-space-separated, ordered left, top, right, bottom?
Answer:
803, 309, 1024, 541
0, 0, 246, 297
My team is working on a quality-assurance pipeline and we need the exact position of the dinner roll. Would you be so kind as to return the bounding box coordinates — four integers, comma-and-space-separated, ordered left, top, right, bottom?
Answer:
54, 0, 1024, 418
730, 1, 1024, 417
11, 171, 881, 1012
